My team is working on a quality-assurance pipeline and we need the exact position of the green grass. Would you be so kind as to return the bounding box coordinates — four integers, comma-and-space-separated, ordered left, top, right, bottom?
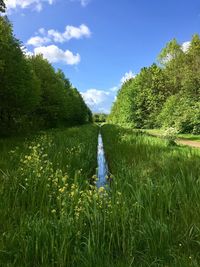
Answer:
101, 124, 200, 266
145, 128, 200, 141
0, 124, 106, 267
1, 123, 200, 267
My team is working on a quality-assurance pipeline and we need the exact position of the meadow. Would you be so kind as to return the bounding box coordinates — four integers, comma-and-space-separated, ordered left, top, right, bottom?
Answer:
101, 124, 200, 266
1, 123, 200, 267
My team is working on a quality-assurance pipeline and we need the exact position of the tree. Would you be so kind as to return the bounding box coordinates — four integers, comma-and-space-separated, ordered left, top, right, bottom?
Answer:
28, 55, 92, 128
109, 35, 200, 133
0, 17, 40, 135
0, 0, 6, 13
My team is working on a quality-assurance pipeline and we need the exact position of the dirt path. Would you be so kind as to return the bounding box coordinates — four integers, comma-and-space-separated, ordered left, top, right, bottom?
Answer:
176, 139, 200, 149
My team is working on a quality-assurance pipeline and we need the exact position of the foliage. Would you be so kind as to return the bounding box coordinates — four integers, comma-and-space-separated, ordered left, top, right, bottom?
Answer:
0, 17, 41, 135
0, 18, 92, 136
108, 35, 200, 133
93, 113, 108, 123
162, 127, 178, 146
0, 0, 6, 13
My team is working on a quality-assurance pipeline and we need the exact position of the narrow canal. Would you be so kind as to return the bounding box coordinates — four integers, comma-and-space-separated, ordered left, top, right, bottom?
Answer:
96, 132, 108, 188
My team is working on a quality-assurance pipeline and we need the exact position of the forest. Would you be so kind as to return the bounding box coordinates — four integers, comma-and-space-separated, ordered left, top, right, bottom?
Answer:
108, 36, 200, 134
0, 6, 92, 137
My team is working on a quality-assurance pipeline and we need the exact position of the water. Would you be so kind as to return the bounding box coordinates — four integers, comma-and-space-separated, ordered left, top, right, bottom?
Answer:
96, 132, 108, 188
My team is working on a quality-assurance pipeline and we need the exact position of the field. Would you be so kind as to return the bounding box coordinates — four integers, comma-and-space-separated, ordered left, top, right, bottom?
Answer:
101, 125, 200, 266
1, 124, 200, 266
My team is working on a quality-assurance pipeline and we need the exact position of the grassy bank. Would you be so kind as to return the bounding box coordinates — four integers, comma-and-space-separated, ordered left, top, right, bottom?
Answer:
101, 124, 200, 266
145, 129, 200, 141
1, 123, 200, 266
0, 125, 105, 266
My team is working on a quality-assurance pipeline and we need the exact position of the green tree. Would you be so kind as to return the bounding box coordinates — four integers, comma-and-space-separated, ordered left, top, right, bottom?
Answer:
0, 0, 6, 13
0, 17, 40, 135
109, 35, 200, 133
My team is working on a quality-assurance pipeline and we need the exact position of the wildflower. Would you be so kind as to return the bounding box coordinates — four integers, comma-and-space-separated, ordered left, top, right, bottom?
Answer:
62, 175, 67, 182
59, 187, 65, 193
98, 187, 105, 193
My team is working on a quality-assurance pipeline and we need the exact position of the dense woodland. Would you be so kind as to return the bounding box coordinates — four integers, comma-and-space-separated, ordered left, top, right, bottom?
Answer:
0, 3, 92, 136
108, 36, 200, 134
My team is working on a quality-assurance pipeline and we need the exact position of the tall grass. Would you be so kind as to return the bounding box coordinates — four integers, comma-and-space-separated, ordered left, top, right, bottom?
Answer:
101, 124, 200, 266
1, 124, 200, 266
0, 125, 109, 266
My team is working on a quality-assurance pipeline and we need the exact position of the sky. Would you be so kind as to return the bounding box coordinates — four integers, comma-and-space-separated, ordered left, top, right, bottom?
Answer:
5, 0, 200, 113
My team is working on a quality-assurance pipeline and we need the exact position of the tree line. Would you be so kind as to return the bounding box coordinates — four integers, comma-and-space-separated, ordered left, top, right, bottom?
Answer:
93, 113, 107, 123
0, 2, 92, 136
108, 36, 200, 134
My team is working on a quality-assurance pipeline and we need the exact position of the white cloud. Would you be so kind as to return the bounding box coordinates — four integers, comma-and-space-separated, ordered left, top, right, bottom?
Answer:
81, 89, 110, 106
81, 70, 136, 113
120, 70, 135, 84
6, 0, 54, 12
81, 89, 114, 113
27, 36, 50, 47
48, 24, 91, 43
81, 71, 136, 113
47, 29, 65, 43
27, 24, 91, 47
182, 41, 191, 53
64, 24, 91, 41
34, 45, 81, 65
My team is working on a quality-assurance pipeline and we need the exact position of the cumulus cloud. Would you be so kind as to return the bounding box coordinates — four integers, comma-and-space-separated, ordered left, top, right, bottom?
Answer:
48, 24, 91, 43
34, 45, 81, 65
81, 89, 114, 113
182, 41, 191, 53
120, 70, 135, 84
6, 0, 54, 12
81, 70, 136, 113
27, 36, 50, 47
27, 24, 91, 47
81, 89, 110, 106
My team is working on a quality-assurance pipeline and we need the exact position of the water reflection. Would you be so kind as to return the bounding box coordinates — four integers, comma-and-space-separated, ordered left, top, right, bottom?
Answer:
96, 133, 108, 188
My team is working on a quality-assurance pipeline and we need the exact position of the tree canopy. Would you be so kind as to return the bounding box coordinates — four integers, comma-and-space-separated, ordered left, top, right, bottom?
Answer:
0, 0, 6, 13
0, 16, 92, 136
108, 35, 200, 134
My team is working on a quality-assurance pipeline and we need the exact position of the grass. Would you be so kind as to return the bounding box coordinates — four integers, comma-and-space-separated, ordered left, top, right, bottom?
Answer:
101, 124, 200, 266
145, 128, 200, 141
1, 123, 200, 266
0, 124, 106, 266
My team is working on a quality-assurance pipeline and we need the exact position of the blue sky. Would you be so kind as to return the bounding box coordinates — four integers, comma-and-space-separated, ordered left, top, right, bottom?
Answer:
6, 0, 200, 113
